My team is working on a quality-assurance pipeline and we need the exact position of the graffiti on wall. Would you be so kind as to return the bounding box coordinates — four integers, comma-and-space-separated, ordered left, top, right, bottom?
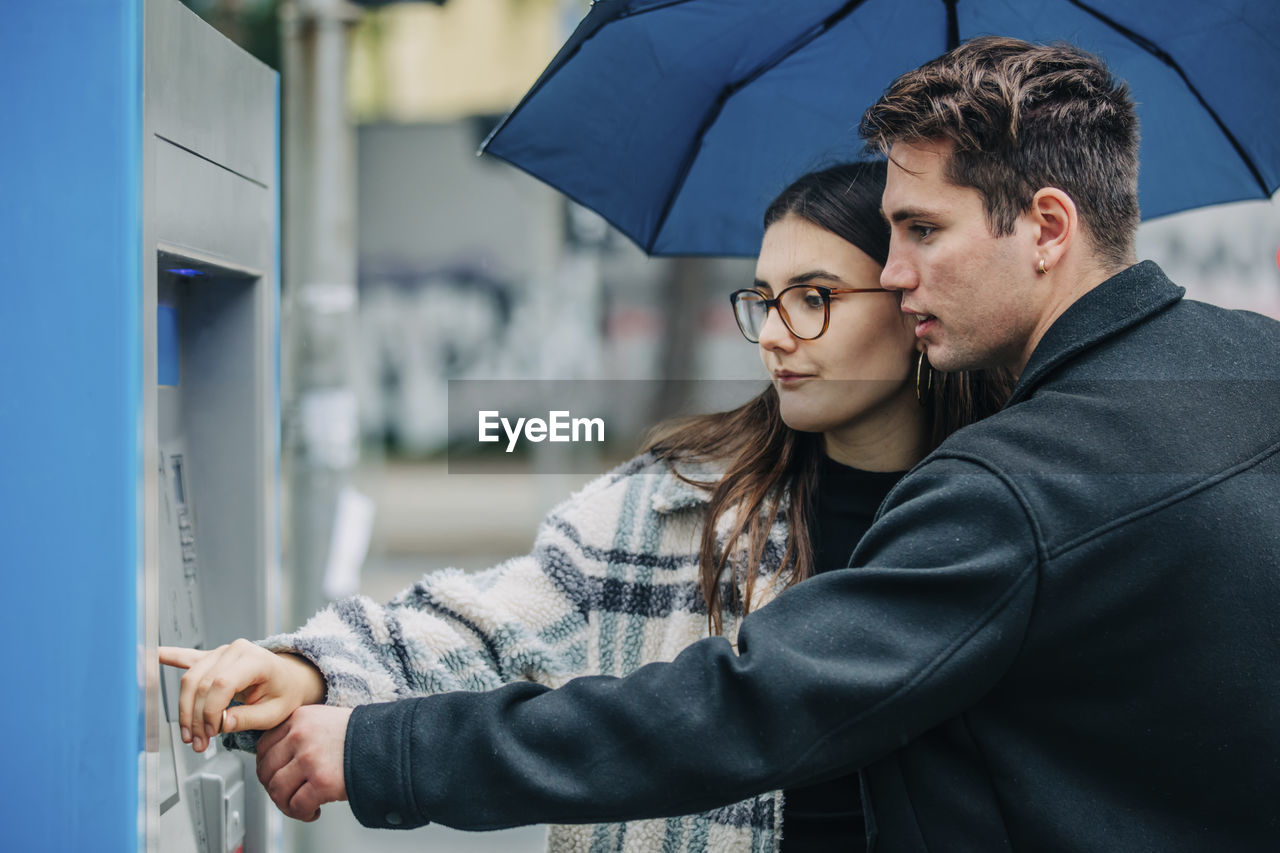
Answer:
357, 259, 518, 454
1139, 201, 1280, 318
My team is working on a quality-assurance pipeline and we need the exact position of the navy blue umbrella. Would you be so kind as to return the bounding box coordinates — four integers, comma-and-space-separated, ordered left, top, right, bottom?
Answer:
480, 0, 1280, 257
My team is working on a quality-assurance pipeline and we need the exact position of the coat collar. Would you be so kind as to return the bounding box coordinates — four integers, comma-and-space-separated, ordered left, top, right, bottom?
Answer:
649, 456, 793, 520
1007, 260, 1185, 406
650, 459, 719, 515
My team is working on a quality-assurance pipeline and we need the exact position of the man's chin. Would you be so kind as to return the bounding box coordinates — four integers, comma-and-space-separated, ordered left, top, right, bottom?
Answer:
925, 347, 987, 374
923, 346, 960, 373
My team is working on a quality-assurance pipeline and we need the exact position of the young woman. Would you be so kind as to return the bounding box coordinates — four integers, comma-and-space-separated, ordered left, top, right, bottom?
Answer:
162, 160, 1011, 852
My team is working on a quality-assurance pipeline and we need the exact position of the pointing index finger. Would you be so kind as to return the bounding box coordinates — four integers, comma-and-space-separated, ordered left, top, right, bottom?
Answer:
159, 645, 205, 670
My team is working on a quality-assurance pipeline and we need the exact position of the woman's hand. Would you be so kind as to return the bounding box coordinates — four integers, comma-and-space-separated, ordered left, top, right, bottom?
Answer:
159, 640, 327, 752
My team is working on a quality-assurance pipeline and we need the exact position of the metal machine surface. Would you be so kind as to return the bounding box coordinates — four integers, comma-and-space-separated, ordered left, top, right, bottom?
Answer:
141, 2, 279, 851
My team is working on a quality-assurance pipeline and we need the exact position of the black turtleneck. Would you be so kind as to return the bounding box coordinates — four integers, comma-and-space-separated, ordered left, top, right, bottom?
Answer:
780, 455, 906, 853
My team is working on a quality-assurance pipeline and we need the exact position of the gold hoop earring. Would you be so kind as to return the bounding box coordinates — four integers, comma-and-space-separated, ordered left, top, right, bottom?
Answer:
915, 351, 933, 405
1038, 257, 1047, 275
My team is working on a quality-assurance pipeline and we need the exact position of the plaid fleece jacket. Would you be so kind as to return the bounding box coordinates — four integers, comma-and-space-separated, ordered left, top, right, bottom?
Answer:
252, 453, 794, 852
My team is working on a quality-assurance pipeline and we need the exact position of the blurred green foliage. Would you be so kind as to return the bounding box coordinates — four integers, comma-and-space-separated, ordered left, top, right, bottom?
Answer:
179, 0, 281, 70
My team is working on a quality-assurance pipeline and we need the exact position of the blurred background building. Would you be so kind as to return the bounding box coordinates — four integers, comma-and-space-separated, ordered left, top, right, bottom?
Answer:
180, 2, 1280, 850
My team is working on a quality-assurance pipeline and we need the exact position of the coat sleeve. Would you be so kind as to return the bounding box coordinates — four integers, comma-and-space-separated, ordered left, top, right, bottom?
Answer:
343, 456, 1042, 831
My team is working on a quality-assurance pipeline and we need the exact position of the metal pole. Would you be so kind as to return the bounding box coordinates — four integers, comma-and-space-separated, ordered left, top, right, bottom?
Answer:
278, 8, 363, 850
279, 0, 362, 641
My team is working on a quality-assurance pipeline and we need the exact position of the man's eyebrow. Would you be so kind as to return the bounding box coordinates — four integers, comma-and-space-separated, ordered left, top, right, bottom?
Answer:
883, 206, 934, 224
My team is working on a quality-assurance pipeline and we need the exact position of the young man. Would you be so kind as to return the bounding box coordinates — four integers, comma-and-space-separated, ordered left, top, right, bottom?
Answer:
251, 38, 1280, 850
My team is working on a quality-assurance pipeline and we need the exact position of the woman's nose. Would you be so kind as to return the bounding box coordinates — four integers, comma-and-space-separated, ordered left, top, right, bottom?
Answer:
757, 307, 797, 352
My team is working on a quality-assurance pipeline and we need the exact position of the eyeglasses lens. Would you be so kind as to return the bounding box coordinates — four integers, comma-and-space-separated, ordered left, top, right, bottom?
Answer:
733, 286, 828, 342
779, 287, 827, 339
734, 292, 769, 341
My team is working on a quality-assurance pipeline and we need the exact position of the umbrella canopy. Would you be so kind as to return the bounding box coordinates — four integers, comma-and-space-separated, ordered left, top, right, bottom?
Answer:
480, 0, 1280, 257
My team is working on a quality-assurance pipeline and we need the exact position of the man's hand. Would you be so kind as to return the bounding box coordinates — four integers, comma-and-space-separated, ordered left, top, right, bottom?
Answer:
159, 640, 327, 752
256, 705, 352, 821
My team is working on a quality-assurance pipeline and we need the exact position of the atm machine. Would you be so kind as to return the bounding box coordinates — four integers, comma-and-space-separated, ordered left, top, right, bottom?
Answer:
142, 2, 280, 852
3, 1, 279, 850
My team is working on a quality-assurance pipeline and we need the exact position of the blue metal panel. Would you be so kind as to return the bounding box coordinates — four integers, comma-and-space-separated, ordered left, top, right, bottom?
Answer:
158, 304, 181, 387
0, 2, 143, 850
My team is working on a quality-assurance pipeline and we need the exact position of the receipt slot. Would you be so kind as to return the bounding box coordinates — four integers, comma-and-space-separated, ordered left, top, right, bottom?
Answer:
4, 2, 276, 849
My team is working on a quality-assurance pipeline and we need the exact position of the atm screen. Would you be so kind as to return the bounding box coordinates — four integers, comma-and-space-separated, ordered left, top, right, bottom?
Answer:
158, 302, 180, 388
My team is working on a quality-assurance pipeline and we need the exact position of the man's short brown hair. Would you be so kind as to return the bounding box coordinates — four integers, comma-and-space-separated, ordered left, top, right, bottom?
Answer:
860, 36, 1139, 267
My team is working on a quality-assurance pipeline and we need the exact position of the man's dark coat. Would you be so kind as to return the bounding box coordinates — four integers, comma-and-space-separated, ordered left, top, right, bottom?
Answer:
346, 262, 1280, 851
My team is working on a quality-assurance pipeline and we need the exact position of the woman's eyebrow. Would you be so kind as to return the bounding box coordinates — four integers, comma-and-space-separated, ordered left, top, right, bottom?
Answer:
789, 269, 844, 285
752, 269, 843, 294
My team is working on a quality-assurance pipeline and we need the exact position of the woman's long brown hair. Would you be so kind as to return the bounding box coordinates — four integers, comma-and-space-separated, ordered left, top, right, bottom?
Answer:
642, 162, 1014, 634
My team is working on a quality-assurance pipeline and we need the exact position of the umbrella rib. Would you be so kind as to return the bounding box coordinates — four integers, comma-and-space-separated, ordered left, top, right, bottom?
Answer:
1066, 0, 1270, 198
648, 0, 873, 253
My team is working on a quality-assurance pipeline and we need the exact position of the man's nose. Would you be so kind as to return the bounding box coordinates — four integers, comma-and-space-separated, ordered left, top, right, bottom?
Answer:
880, 248, 916, 292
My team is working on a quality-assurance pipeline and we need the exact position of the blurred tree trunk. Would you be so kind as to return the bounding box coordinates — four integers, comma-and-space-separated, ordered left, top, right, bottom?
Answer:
653, 256, 707, 419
